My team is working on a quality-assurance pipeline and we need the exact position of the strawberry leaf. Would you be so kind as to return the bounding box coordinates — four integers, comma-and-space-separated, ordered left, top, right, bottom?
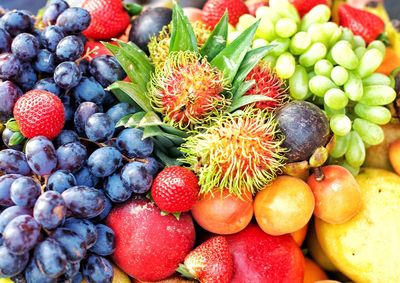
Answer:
9, 132, 26, 146
176, 264, 195, 279
124, 3, 143, 16
6, 119, 19, 132
200, 12, 228, 61
107, 81, 152, 112
210, 20, 260, 83
169, 3, 198, 53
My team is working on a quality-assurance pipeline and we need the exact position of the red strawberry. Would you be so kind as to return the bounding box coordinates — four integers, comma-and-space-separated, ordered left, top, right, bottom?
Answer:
177, 236, 233, 283
151, 166, 200, 213
82, 0, 130, 40
202, 0, 249, 28
84, 41, 113, 61
290, 0, 329, 17
339, 4, 385, 43
13, 90, 65, 140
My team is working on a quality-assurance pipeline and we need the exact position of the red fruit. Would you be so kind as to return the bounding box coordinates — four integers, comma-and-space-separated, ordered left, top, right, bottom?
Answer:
177, 236, 233, 283
202, 0, 249, 28
226, 224, 305, 283
290, 0, 329, 17
245, 64, 287, 110
339, 4, 385, 43
82, 0, 130, 40
13, 90, 65, 140
84, 41, 113, 61
151, 166, 200, 213
106, 199, 196, 281
246, 0, 268, 16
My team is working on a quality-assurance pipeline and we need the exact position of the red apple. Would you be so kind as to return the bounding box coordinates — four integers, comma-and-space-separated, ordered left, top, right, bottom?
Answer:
226, 224, 305, 283
106, 199, 196, 281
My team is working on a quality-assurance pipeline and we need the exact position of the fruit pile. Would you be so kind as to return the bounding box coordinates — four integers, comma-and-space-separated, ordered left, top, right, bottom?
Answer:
0, 0, 399, 282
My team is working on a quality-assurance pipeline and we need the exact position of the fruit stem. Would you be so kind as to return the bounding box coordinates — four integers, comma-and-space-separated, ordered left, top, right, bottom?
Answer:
76, 46, 100, 63
314, 167, 325, 182
176, 264, 195, 279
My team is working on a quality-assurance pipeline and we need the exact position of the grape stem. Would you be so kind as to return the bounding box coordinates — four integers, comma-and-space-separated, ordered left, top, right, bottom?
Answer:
313, 167, 325, 182
76, 45, 100, 63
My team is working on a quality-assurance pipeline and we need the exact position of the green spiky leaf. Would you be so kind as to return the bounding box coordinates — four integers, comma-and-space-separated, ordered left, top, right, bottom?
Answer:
9, 132, 25, 146
102, 42, 119, 54
228, 95, 276, 112
210, 20, 260, 83
126, 112, 146, 128
116, 114, 133, 128
143, 126, 184, 145
155, 136, 175, 148
169, 3, 198, 53
107, 81, 152, 112
160, 124, 189, 138
200, 12, 228, 61
155, 148, 183, 166
124, 3, 143, 15
138, 111, 164, 127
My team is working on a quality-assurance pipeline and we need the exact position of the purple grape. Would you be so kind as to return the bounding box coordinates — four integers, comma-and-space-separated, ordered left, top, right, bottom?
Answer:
43, 0, 69, 26
78, 59, 89, 76
34, 238, 67, 278
56, 7, 91, 35
0, 28, 12, 53
0, 80, 22, 123
63, 217, 98, 249
33, 78, 62, 97
0, 149, 30, 176
0, 245, 29, 277
2, 10, 33, 37
54, 61, 82, 89
106, 102, 138, 125
0, 205, 32, 233
87, 147, 122, 178
58, 260, 81, 281
25, 136, 57, 176
73, 102, 102, 136
104, 173, 131, 203
73, 165, 99, 187
56, 35, 84, 61
0, 52, 21, 80
116, 128, 154, 158
48, 170, 77, 194
56, 142, 87, 172
62, 186, 105, 218
40, 25, 65, 52
34, 191, 67, 230
52, 227, 87, 262
142, 157, 162, 177
14, 62, 37, 91
54, 130, 79, 147
89, 55, 126, 87
85, 113, 115, 143
82, 255, 113, 283
25, 259, 57, 283
121, 161, 153, 194
2, 128, 24, 151
10, 176, 41, 208
3, 214, 40, 254
89, 224, 115, 256
32, 49, 57, 74
11, 33, 39, 62
72, 76, 106, 105
0, 174, 22, 207
89, 193, 112, 223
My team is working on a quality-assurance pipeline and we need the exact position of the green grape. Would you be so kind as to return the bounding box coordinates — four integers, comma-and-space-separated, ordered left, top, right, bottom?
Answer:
309, 75, 336, 96
270, 38, 291, 56
345, 131, 366, 168
354, 46, 367, 59
269, 0, 300, 23
289, 65, 309, 100
339, 28, 354, 42
276, 52, 296, 79
256, 17, 276, 41
299, 42, 327, 67
359, 85, 396, 106
330, 113, 352, 136
367, 40, 386, 56
354, 103, 392, 125
290, 32, 312, 55
353, 118, 384, 146
362, 73, 391, 86
322, 22, 342, 47
331, 41, 359, 70
324, 88, 348, 109
308, 23, 327, 44
355, 48, 384, 78
237, 14, 256, 31
330, 133, 350, 158
300, 4, 331, 31
324, 103, 345, 117
344, 72, 363, 101
263, 54, 277, 67
352, 35, 366, 48
256, 6, 280, 23
326, 49, 336, 65
330, 66, 349, 86
314, 59, 333, 76
252, 38, 268, 49
275, 18, 298, 38
338, 160, 360, 176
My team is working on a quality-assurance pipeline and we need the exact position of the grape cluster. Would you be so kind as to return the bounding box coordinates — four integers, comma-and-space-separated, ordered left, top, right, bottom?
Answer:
232, 0, 396, 172
0, 1, 163, 282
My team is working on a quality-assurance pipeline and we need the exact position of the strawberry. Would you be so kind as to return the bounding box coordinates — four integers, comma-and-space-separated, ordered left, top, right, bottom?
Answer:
82, 0, 130, 40
202, 0, 249, 28
13, 90, 65, 140
177, 236, 233, 283
339, 4, 385, 43
290, 0, 329, 17
151, 166, 199, 213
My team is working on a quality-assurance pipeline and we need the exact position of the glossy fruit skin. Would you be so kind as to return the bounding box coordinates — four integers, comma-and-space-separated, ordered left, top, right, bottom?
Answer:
33, 49, 57, 74
0, 245, 29, 278
63, 217, 98, 249
2, 11, 34, 37
89, 224, 115, 256
120, 161, 153, 193
128, 7, 172, 54
33, 191, 67, 230
89, 55, 126, 87
72, 76, 106, 105
73, 101, 102, 136
52, 227, 87, 262
106, 199, 195, 281
339, 4, 385, 43
290, 0, 328, 17
47, 170, 77, 193
56, 142, 87, 172
25, 136, 58, 176
88, 146, 122, 178
191, 189, 253, 235
226, 224, 305, 283
308, 165, 362, 224
15, 62, 37, 92
0, 206, 32, 234
82, 0, 130, 40
85, 113, 115, 142
291, 223, 308, 246
40, 25, 65, 52
202, 0, 249, 28
82, 254, 114, 283
254, 176, 315, 236
389, 139, 400, 175
54, 61, 82, 89
62, 186, 106, 218
116, 128, 154, 158
0, 53, 22, 80
0, 28, 12, 53
33, 238, 67, 278
0, 81, 22, 123
56, 35, 84, 61
11, 33, 39, 62
24, 258, 56, 283
0, 174, 23, 206
303, 257, 328, 283
0, 151, 30, 176
151, 166, 199, 213
56, 7, 91, 34
14, 90, 65, 139
42, 0, 69, 26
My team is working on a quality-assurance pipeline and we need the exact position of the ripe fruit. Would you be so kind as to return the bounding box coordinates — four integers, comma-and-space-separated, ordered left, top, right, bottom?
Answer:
202, 0, 249, 28
177, 236, 233, 283
13, 90, 65, 140
308, 165, 362, 224
339, 4, 385, 43
226, 224, 305, 282
244, 63, 287, 111
389, 139, 400, 175
290, 0, 329, 17
303, 258, 328, 283
149, 51, 228, 129
82, 0, 131, 40
191, 189, 253, 235
291, 223, 308, 246
254, 176, 315, 236
183, 7, 204, 23
106, 199, 195, 281
151, 166, 200, 213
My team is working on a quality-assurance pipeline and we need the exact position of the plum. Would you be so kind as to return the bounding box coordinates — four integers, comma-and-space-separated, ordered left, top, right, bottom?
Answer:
276, 101, 330, 163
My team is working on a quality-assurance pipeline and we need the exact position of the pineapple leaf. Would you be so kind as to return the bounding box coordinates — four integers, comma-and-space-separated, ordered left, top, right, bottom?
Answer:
233, 80, 255, 99
200, 12, 228, 61
143, 126, 185, 144
116, 114, 133, 128
160, 124, 189, 138
155, 136, 175, 148
169, 3, 198, 53
108, 84, 137, 105
126, 112, 146, 128
154, 149, 183, 166
107, 81, 153, 112
229, 95, 276, 112
138, 111, 164, 127
232, 45, 275, 93
102, 42, 119, 54
210, 20, 260, 83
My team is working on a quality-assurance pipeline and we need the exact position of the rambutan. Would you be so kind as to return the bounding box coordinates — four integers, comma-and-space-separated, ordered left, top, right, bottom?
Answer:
180, 107, 287, 197
148, 51, 229, 130
148, 21, 211, 70
244, 62, 288, 111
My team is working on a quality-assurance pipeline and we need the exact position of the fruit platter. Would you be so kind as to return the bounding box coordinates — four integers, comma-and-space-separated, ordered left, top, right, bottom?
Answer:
1, 0, 400, 282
